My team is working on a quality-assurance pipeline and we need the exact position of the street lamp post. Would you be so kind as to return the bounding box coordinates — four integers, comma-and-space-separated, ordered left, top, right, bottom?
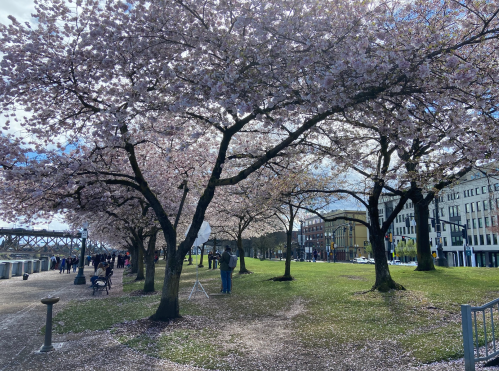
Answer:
74, 223, 88, 285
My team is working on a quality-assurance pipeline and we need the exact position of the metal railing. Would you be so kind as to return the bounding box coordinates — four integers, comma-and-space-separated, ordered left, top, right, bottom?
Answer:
462, 298, 499, 371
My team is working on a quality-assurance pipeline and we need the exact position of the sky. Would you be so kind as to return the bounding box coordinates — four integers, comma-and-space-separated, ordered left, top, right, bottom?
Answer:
0, 1, 71, 230
0, 0, 35, 26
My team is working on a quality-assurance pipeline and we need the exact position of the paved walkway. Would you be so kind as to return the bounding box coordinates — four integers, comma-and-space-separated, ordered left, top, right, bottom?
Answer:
0, 267, 199, 371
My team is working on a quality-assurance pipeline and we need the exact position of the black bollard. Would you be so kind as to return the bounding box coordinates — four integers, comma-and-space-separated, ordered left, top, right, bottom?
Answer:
39, 297, 60, 352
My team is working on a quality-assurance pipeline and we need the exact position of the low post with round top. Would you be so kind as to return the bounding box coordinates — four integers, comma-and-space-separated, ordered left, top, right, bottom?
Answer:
40, 297, 60, 352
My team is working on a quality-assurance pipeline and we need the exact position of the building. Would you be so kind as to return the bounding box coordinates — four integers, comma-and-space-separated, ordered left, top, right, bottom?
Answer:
323, 210, 368, 261
301, 215, 324, 260
374, 167, 499, 267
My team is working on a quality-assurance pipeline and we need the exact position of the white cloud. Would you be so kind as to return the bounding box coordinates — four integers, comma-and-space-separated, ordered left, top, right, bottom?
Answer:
0, 0, 35, 25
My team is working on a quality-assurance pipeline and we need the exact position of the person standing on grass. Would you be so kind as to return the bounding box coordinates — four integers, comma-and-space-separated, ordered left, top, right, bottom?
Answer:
313, 249, 318, 263
208, 251, 213, 269
219, 246, 232, 294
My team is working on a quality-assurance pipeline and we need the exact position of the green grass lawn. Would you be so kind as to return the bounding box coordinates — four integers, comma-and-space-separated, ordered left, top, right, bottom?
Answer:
51, 259, 499, 368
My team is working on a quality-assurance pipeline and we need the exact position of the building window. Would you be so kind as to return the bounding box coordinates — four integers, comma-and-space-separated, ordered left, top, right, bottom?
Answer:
492, 217, 496, 227
478, 218, 483, 228
403, 227, 406, 234
480, 235, 485, 245
474, 235, 478, 245
485, 217, 490, 227
465, 203, 470, 213
449, 206, 460, 217
452, 236, 464, 246
443, 237, 448, 246
464, 190, 467, 198
494, 234, 498, 245
471, 203, 475, 212
472, 219, 476, 228
484, 200, 489, 211
482, 186, 487, 194
487, 234, 492, 245
476, 187, 480, 195
495, 183, 499, 191
467, 219, 471, 228
471, 189, 475, 196
442, 223, 446, 231
476, 202, 481, 212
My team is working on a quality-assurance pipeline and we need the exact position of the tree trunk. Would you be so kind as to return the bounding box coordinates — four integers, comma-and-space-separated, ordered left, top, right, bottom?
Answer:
198, 244, 205, 268
371, 231, 404, 291
152, 255, 182, 320
130, 243, 138, 274
284, 223, 293, 278
237, 234, 251, 274
188, 248, 192, 265
412, 191, 436, 271
136, 244, 145, 281
143, 232, 157, 292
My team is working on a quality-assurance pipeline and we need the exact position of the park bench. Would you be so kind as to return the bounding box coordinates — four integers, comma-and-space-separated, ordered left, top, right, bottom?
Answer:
92, 277, 109, 295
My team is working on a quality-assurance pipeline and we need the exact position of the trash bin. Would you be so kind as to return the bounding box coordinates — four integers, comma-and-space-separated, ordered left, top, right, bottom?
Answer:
23, 273, 29, 280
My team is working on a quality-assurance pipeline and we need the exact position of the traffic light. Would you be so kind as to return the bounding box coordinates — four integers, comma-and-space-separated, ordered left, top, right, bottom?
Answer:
389, 233, 393, 242
401, 236, 405, 242
331, 242, 335, 250
385, 234, 389, 241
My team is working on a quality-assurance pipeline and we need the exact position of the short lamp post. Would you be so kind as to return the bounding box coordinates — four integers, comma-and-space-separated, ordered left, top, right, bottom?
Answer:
74, 223, 88, 285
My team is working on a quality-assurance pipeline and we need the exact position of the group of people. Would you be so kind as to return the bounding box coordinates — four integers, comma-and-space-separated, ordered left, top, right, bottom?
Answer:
50, 255, 80, 273
207, 246, 235, 294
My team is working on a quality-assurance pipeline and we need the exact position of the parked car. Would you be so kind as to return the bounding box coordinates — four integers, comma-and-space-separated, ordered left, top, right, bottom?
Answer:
368, 258, 375, 264
353, 257, 368, 264
388, 260, 401, 265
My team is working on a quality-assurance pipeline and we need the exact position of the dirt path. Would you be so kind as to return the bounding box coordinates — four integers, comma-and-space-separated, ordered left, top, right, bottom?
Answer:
0, 267, 200, 371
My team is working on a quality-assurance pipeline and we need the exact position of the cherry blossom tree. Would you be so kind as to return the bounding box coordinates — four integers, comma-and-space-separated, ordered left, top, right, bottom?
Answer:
1, 0, 499, 317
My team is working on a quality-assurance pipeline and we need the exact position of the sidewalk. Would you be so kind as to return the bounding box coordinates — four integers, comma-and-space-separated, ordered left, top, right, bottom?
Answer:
0, 267, 199, 371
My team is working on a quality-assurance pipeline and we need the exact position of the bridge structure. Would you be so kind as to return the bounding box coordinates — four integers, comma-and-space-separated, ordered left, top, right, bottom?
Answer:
0, 228, 106, 256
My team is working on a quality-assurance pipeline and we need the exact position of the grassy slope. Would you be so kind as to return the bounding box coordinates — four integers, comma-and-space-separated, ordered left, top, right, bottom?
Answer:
51, 259, 499, 365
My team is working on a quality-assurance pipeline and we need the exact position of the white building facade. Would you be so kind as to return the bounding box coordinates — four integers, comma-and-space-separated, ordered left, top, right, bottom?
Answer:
373, 169, 499, 268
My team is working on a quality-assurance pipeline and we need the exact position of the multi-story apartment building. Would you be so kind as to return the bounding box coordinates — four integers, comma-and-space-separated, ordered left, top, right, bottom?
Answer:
374, 168, 499, 267
323, 210, 368, 261
301, 215, 324, 260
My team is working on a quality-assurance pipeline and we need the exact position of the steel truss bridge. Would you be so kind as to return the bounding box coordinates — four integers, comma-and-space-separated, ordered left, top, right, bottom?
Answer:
0, 228, 107, 256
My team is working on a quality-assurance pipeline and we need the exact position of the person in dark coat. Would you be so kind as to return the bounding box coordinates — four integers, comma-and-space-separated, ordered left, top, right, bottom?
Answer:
66, 257, 71, 273
219, 246, 232, 294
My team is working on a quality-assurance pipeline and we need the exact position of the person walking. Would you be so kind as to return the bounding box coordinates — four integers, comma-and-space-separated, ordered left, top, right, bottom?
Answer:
219, 246, 232, 294
208, 251, 213, 269
50, 255, 56, 270
72, 257, 79, 272
59, 257, 66, 274
66, 257, 73, 274
313, 249, 318, 263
